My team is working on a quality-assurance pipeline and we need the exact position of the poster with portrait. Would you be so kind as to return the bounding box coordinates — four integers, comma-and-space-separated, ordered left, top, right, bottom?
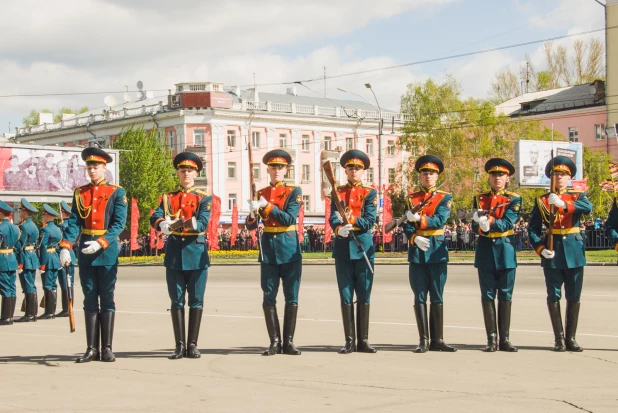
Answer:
0, 143, 119, 202
514, 140, 583, 188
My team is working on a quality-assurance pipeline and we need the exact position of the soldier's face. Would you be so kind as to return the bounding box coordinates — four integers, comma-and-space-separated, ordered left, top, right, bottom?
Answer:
86, 163, 106, 183
267, 164, 286, 183
554, 171, 570, 189
177, 167, 197, 187
419, 171, 438, 188
488, 172, 509, 191
345, 165, 364, 183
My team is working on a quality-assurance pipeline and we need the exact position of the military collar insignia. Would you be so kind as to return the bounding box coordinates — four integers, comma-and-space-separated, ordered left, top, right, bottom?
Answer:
270, 181, 285, 187
491, 189, 506, 196
179, 185, 197, 193
421, 186, 436, 193
346, 181, 362, 187
91, 179, 107, 187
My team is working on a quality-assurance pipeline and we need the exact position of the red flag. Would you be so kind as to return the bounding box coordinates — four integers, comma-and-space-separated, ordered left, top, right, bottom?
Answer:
149, 209, 156, 249
130, 198, 140, 251
298, 203, 305, 244
207, 195, 221, 250
230, 204, 239, 247
324, 198, 332, 244
571, 177, 588, 192
382, 185, 394, 243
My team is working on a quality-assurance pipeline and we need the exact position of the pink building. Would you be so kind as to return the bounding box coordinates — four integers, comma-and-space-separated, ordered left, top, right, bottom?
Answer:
14, 82, 410, 225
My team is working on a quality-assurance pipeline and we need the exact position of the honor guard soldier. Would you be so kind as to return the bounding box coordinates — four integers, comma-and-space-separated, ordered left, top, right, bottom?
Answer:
329, 149, 378, 354
14, 199, 40, 323
56, 201, 76, 317
150, 152, 212, 360
472, 159, 521, 352
37, 204, 63, 320
403, 155, 456, 352
528, 156, 592, 352
59, 148, 128, 363
246, 149, 303, 356
605, 196, 618, 253
0, 200, 19, 325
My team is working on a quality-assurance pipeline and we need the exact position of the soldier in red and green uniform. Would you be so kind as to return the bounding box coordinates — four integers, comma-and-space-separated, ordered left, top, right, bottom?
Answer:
247, 149, 302, 356
528, 156, 592, 352
605, 196, 618, 254
59, 148, 128, 363
329, 149, 378, 354
403, 155, 456, 353
150, 152, 212, 360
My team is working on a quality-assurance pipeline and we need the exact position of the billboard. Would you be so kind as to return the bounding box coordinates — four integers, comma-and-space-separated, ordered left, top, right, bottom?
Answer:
514, 140, 583, 188
0, 143, 119, 202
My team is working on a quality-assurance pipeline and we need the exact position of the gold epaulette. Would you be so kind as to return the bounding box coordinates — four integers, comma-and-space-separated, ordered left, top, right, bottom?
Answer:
504, 191, 520, 197
285, 184, 298, 188
436, 190, 451, 195
195, 189, 211, 196
568, 190, 584, 193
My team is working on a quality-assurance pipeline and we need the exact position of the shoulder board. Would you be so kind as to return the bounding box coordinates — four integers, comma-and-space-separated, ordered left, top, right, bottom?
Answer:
504, 191, 520, 197
436, 190, 450, 195
361, 184, 375, 189
568, 190, 584, 193
476, 191, 491, 196
78, 184, 91, 190
285, 184, 298, 188
195, 189, 210, 196
106, 183, 122, 188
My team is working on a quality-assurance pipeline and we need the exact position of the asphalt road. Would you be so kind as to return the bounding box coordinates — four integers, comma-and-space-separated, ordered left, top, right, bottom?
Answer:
1, 264, 617, 413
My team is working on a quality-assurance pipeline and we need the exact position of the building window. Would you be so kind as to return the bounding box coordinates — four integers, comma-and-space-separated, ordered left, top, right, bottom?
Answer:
387, 140, 395, 156
346, 137, 354, 151
302, 135, 310, 151
252, 163, 261, 180
228, 162, 236, 179
279, 133, 288, 148
568, 127, 579, 143
366, 138, 374, 155
228, 194, 237, 210
168, 130, 175, 149
285, 165, 295, 180
594, 124, 605, 141
302, 165, 310, 182
252, 131, 261, 148
302, 195, 310, 211
227, 130, 236, 148
367, 168, 374, 184
388, 168, 396, 184
194, 129, 204, 146
323, 136, 332, 151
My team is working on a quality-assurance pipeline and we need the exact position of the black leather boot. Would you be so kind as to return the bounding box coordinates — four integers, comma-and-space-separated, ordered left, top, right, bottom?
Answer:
282, 304, 301, 355
100, 311, 116, 362
356, 304, 377, 353
16, 292, 38, 322
56, 289, 70, 317
498, 301, 518, 352
547, 301, 566, 352
429, 303, 457, 352
262, 305, 281, 356
186, 308, 203, 358
413, 303, 429, 353
339, 304, 356, 354
0, 296, 16, 325
170, 308, 186, 359
76, 312, 100, 363
39, 289, 56, 320
481, 300, 497, 352
565, 301, 583, 352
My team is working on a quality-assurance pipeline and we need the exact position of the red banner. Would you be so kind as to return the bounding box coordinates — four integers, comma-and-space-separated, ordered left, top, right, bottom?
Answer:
149, 209, 156, 249
130, 198, 140, 251
324, 198, 332, 244
382, 185, 394, 243
207, 195, 221, 250
230, 204, 238, 247
298, 203, 305, 244
571, 178, 588, 192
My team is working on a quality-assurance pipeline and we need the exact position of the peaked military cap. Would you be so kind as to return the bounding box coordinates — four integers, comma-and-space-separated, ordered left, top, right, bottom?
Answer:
20, 198, 38, 213
0, 200, 14, 214
339, 149, 370, 170
61, 201, 72, 214
262, 149, 292, 166
173, 152, 203, 172
42, 204, 59, 217
545, 156, 576, 178
485, 158, 515, 176
415, 155, 444, 174
82, 147, 113, 164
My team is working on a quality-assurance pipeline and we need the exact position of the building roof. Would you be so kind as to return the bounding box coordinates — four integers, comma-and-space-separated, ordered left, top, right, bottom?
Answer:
495, 87, 571, 116
508, 82, 605, 117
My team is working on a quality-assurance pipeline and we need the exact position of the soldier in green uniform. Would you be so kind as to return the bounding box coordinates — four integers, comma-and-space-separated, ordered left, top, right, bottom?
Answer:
14, 199, 40, 323
57, 201, 76, 317
0, 200, 20, 325
246, 149, 303, 356
329, 149, 377, 354
605, 196, 618, 254
59, 147, 128, 363
38, 204, 63, 320
150, 152, 212, 360
472, 158, 521, 352
403, 155, 456, 353
528, 156, 592, 352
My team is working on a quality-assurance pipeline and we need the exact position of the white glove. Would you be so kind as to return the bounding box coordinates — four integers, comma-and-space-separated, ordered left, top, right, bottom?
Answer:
548, 193, 566, 209
59, 248, 71, 266
405, 211, 421, 222
248, 196, 268, 212
81, 240, 103, 255
159, 221, 172, 235
479, 217, 490, 232
472, 211, 485, 223
541, 249, 555, 259
414, 235, 430, 251
337, 224, 354, 237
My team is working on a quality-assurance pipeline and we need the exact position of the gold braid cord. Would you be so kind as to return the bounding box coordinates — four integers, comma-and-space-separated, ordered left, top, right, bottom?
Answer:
162, 194, 181, 220
75, 189, 92, 219
537, 197, 558, 226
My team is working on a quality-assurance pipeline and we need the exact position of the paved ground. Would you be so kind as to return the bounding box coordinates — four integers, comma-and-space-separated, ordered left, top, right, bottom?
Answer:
1, 264, 617, 413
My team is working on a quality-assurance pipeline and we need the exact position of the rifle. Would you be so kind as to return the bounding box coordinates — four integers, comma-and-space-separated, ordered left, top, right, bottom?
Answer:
322, 161, 373, 273
384, 181, 447, 233
59, 202, 75, 333
547, 149, 556, 252
247, 140, 264, 262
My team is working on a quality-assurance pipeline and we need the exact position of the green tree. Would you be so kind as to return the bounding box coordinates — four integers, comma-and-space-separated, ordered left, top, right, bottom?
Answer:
583, 146, 614, 218
111, 126, 177, 234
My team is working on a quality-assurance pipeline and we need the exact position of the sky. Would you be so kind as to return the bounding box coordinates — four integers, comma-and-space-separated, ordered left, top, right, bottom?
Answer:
0, 0, 608, 134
